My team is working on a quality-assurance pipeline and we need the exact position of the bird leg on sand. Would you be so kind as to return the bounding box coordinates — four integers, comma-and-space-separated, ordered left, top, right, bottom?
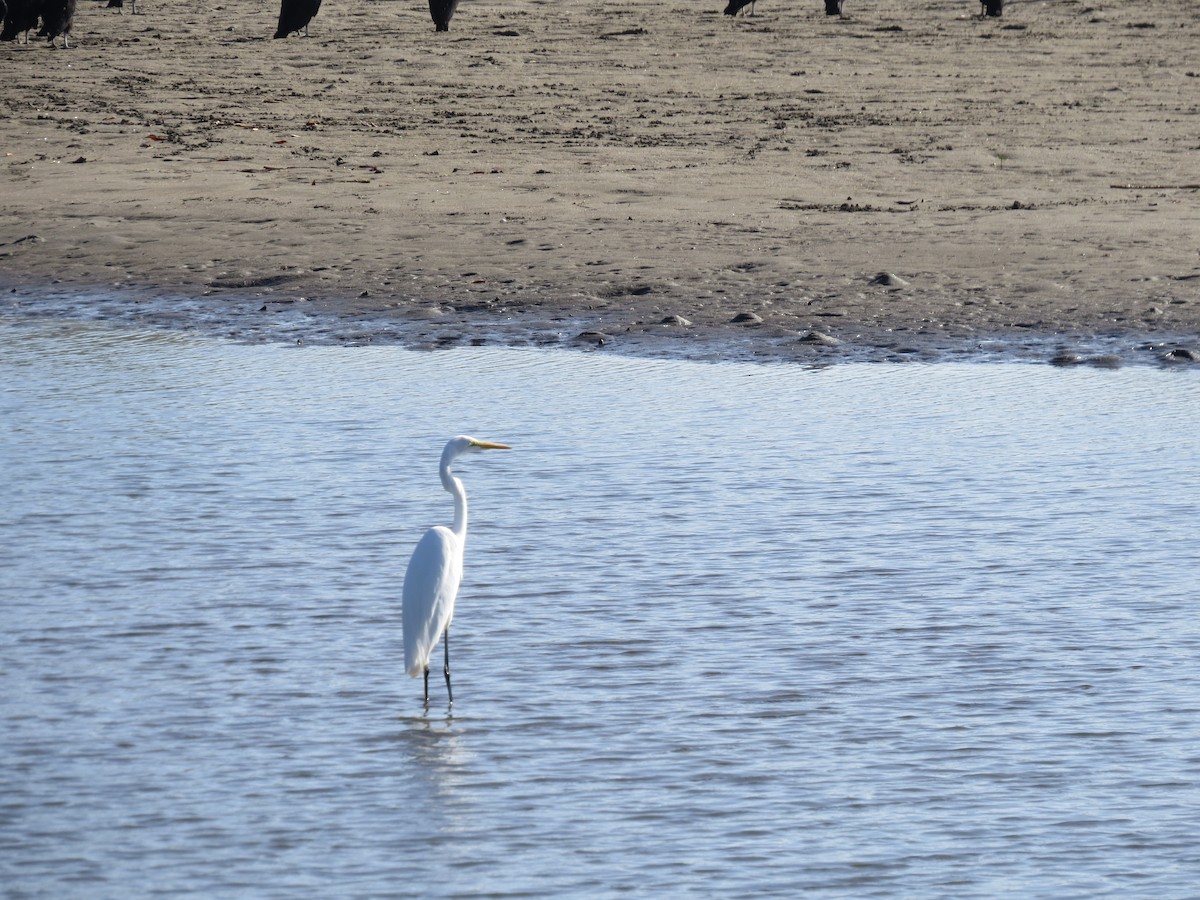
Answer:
423, 665, 430, 705
444, 628, 454, 706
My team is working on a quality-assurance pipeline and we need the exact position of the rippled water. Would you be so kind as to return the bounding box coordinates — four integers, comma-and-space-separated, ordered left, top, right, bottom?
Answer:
2, 318, 1198, 897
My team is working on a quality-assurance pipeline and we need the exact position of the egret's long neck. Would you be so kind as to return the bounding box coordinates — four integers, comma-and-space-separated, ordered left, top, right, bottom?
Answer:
441, 464, 468, 541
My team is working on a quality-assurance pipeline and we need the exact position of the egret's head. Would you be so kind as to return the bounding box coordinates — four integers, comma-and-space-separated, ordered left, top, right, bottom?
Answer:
442, 435, 512, 466
465, 436, 512, 452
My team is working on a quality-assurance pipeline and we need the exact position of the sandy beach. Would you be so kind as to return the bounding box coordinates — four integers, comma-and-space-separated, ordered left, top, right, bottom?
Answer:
2, 0, 1198, 362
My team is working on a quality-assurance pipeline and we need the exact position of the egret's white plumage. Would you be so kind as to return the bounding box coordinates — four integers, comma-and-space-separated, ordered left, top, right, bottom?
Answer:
402, 435, 510, 704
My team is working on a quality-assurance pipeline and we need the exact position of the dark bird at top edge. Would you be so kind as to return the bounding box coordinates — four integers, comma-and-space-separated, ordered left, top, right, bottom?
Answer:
723, 0, 755, 15
1, 0, 40, 43
27, 0, 76, 47
105, 0, 137, 13
825, 0, 844, 15
39, 0, 76, 47
429, 0, 460, 31
274, 0, 321, 38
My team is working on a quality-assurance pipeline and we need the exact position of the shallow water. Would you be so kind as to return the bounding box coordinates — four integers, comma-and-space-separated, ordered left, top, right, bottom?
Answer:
2, 318, 1198, 897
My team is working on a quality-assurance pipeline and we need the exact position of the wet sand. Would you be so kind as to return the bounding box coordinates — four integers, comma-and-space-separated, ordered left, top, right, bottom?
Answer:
2, 0, 1198, 363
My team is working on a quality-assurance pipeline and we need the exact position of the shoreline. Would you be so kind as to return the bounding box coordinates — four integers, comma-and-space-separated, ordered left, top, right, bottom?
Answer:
2, 0, 1198, 366
3, 277, 1197, 367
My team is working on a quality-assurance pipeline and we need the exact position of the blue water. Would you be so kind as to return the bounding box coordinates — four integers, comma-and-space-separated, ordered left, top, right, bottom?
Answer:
2, 317, 1198, 896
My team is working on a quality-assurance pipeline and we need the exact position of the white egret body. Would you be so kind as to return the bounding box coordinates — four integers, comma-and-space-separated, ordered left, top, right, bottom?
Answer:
402, 435, 510, 704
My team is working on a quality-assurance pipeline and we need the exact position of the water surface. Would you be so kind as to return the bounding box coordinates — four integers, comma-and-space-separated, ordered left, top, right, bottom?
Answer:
2, 319, 1198, 896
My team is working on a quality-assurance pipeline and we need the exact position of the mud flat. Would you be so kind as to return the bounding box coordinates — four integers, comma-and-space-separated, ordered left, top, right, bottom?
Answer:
2, 0, 1198, 364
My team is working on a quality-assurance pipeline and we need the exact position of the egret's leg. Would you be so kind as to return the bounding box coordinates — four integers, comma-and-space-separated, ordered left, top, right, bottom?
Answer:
443, 627, 454, 705
423, 665, 430, 704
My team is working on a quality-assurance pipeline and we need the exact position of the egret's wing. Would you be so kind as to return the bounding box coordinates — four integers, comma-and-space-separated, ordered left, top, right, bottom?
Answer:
402, 526, 462, 677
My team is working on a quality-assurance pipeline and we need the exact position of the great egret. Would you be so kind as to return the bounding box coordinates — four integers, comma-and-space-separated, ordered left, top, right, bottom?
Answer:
402, 435, 511, 705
